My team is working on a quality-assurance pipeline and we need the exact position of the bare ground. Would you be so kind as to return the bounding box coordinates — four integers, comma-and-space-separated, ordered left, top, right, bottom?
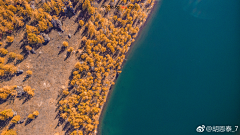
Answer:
0, 13, 85, 135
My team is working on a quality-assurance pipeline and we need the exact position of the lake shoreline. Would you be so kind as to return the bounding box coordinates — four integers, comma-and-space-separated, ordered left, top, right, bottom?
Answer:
96, 1, 162, 134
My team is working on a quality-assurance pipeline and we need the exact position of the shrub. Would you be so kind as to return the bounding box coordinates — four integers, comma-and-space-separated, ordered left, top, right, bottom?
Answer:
0, 70, 4, 77
23, 86, 35, 96
26, 70, 33, 76
38, 21, 48, 32
3, 64, 17, 74
75, 62, 81, 69
0, 109, 14, 121
25, 45, 32, 51
79, 20, 84, 26
43, 3, 51, 12
11, 115, 21, 123
0, 57, 5, 64
26, 25, 39, 34
33, 111, 39, 116
16, 54, 24, 61
0, 48, 8, 55
9, 52, 16, 59
28, 111, 38, 120
63, 41, 68, 47
28, 114, 35, 119
27, 33, 43, 44
37, 35, 44, 44
62, 90, 69, 95
6, 36, 14, 43
67, 47, 74, 52
1, 129, 17, 135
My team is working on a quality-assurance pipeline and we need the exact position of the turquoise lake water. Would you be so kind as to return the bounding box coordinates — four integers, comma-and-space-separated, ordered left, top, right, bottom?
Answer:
100, 0, 240, 135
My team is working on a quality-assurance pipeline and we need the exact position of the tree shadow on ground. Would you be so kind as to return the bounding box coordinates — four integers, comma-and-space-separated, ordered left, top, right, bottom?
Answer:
0, 119, 11, 130
54, 116, 65, 129
58, 46, 66, 55
24, 118, 33, 126
0, 98, 7, 105
6, 58, 15, 64
64, 52, 71, 61
22, 95, 33, 104
0, 74, 16, 83
22, 75, 30, 82
8, 123, 15, 129
4, 42, 13, 49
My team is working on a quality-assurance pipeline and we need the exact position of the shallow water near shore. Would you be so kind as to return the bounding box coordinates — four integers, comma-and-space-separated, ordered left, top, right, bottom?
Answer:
100, 0, 240, 135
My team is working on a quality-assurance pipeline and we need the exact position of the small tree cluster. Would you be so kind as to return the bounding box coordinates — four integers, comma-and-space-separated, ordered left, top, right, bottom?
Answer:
0, 85, 17, 100
6, 36, 14, 43
23, 86, 35, 97
11, 115, 21, 123
1, 129, 17, 135
28, 111, 39, 119
0, 109, 14, 121
63, 41, 68, 47
0, 64, 17, 77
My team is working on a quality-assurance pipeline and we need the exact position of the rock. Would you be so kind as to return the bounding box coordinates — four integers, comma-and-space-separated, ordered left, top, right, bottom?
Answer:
18, 117, 26, 124
64, 1, 75, 15
74, 84, 78, 88
63, 7, 67, 14
68, 34, 71, 38
91, 66, 95, 71
51, 19, 57, 27
67, 6, 75, 15
51, 19, 64, 32
12, 110, 17, 116
16, 70, 23, 75
40, 33, 50, 44
16, 86, 25, 97
30, 1, 35, 10
56, 20, 64, 32
17, 120, 24, 124
30, 49, 36, 54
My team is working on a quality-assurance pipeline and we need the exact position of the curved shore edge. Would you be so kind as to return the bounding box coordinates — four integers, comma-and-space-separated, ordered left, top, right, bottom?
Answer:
96, 0, 162, 134
0, 0, 163, 134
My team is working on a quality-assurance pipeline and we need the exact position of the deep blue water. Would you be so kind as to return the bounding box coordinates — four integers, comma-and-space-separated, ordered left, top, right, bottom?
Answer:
100, 0, 240, 135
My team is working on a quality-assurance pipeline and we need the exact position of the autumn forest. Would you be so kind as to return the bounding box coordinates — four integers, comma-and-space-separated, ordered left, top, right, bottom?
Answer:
0, 0, 155, 134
